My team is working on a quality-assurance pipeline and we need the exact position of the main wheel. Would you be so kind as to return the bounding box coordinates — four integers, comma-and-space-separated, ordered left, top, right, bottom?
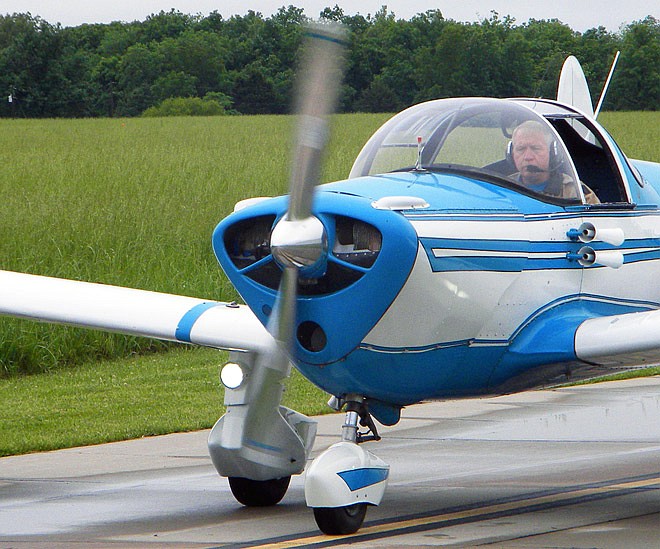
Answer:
313, 503, 368, 535
228, 476, 291, 507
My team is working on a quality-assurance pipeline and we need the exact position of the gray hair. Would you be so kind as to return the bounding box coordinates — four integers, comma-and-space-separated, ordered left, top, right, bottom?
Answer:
512, 120, 554, 146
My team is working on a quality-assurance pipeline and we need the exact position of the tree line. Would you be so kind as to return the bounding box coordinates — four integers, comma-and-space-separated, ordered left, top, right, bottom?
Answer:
0, 7, 657, 118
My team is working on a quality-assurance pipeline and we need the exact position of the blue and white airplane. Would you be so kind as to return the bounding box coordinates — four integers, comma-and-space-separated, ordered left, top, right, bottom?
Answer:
1, 29, 658, 534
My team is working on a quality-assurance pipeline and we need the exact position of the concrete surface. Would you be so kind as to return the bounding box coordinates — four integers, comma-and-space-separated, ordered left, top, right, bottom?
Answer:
1, 377, 659, 547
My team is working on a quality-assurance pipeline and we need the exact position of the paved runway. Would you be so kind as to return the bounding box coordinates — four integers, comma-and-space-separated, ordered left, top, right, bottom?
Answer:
1, 377, 659, 548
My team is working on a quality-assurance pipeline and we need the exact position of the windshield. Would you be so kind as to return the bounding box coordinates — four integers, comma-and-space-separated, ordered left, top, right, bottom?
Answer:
349, 98, 584, 204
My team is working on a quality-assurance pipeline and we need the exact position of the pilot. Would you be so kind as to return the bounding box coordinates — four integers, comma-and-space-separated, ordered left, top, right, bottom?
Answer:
510, 120, 599, 204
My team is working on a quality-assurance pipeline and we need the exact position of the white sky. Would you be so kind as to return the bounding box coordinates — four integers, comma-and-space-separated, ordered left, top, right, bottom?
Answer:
1, 1, 656, 32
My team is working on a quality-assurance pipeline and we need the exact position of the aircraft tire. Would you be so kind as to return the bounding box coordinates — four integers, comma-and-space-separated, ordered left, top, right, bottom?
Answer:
228, 476, 291, 506
313, 503, 367, 534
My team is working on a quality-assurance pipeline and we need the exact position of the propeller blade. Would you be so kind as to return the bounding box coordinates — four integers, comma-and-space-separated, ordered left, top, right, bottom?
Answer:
268, 23, 347, 359
288, 23, 347, 221
269, 265, 298, 349
210, 25, 347, 484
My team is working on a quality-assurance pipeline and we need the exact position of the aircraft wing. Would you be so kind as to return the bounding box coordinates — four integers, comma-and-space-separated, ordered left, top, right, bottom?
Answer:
0, 269, 271, 353
575, 309, 660, 365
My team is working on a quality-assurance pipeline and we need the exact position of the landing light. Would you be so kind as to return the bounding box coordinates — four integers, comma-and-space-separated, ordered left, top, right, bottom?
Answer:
220, 362, 245, 389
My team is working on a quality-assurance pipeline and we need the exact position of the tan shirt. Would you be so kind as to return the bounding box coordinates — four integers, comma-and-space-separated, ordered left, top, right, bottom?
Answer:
557, 175, 600, 205
512, 172, 600, 204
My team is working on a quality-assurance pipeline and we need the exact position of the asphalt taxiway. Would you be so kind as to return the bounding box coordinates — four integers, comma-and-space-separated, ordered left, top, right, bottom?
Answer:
1, 377, 659, 548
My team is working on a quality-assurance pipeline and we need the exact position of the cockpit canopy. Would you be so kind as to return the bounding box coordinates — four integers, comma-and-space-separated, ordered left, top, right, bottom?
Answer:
349, 97, 628, 205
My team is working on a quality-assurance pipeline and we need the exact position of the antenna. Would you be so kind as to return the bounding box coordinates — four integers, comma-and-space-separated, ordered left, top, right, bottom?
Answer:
594, 51, 620, 119
414, 136, 424, 171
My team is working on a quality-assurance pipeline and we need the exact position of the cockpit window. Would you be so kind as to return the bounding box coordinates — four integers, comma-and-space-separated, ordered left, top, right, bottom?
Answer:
349, 98, 586, 205
513, 98, 631, 203
435, 111, 511, 166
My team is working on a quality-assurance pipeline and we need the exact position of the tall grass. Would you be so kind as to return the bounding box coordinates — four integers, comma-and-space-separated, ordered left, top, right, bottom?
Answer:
0, 113, 389, 375
0, 346, 330, 457
598, 111, 660, 162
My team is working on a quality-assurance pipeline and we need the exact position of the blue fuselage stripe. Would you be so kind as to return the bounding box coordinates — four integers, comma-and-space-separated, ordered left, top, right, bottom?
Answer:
337, 468, 389, 491
420, 237, 660, 272
175, 302, 219, 342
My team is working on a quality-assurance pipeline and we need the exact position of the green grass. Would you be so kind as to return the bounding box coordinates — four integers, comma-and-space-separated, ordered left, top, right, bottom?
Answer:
0, 113, 389, 375
598, 111, 660, 162
0, 346, 330, 457
0, 112, 385, 456
563, 366, 660, 386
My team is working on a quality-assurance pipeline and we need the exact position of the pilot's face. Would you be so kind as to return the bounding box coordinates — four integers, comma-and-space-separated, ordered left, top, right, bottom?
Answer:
512, 131, 550, 186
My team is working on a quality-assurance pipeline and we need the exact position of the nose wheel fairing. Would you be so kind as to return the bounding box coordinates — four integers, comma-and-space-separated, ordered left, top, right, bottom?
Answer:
305, 396, 389, 534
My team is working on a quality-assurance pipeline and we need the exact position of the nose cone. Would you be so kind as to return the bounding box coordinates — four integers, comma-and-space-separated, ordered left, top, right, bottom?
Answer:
270, 215, 328, 277
213, 189, 419, 365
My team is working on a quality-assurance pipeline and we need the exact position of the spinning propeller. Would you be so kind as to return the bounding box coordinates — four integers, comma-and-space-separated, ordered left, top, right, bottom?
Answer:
209, 25, 354, 506
268, 23, 347, 358
212, 24, 347, 505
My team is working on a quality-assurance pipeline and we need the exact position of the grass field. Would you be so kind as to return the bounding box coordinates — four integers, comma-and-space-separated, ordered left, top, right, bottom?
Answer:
598, 111, 660, 160
0, 346, 330, 456
0, 113, 390, 375
0, 110, 657, 457
0, 112, 389, 456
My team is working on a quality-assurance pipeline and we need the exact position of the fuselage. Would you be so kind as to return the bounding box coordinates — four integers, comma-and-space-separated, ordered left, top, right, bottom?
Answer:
215, 170, 660, 412
213, 97, 660, 423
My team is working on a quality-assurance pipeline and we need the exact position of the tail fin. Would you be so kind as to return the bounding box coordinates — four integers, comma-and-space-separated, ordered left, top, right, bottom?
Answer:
557, 52, 620, 119
557, 55, 594, 117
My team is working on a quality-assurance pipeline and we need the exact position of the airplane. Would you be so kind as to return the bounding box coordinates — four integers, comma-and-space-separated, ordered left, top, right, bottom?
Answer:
1, 24, 659, 535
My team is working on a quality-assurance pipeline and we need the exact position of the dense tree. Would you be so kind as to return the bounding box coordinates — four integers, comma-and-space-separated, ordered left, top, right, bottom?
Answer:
609, 17, 660, 110
157, 30, 230, 97
0, 8, 657, 118
520, 19, 580, 98
0, 14, 64, 116
115, 43, 163, 116
138, 9, 198, 43
574, 26, 620, 94
91, 55, 120, 116
231, 61, 283, 114
151, 70, 198, 102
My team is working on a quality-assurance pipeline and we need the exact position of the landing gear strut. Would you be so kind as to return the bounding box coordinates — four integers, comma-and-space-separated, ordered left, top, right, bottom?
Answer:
341, 398, 382, 444
305, 395, 389, 535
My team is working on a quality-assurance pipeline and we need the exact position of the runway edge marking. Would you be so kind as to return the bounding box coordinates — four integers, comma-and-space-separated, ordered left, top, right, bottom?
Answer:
225, 472, 660, 549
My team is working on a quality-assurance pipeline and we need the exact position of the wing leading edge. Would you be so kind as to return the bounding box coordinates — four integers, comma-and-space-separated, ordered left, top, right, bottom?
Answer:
576, 308, 660, 366
0, 270, 271, 352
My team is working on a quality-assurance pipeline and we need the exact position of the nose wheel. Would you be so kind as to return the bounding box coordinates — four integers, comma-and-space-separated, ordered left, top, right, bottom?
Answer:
305, 395, 389, 535
313, 503, 368, 535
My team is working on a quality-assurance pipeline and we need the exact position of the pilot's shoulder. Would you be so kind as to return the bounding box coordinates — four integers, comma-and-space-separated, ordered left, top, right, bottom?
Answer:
559, 174, 600, 204
582, 183, 600, 204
